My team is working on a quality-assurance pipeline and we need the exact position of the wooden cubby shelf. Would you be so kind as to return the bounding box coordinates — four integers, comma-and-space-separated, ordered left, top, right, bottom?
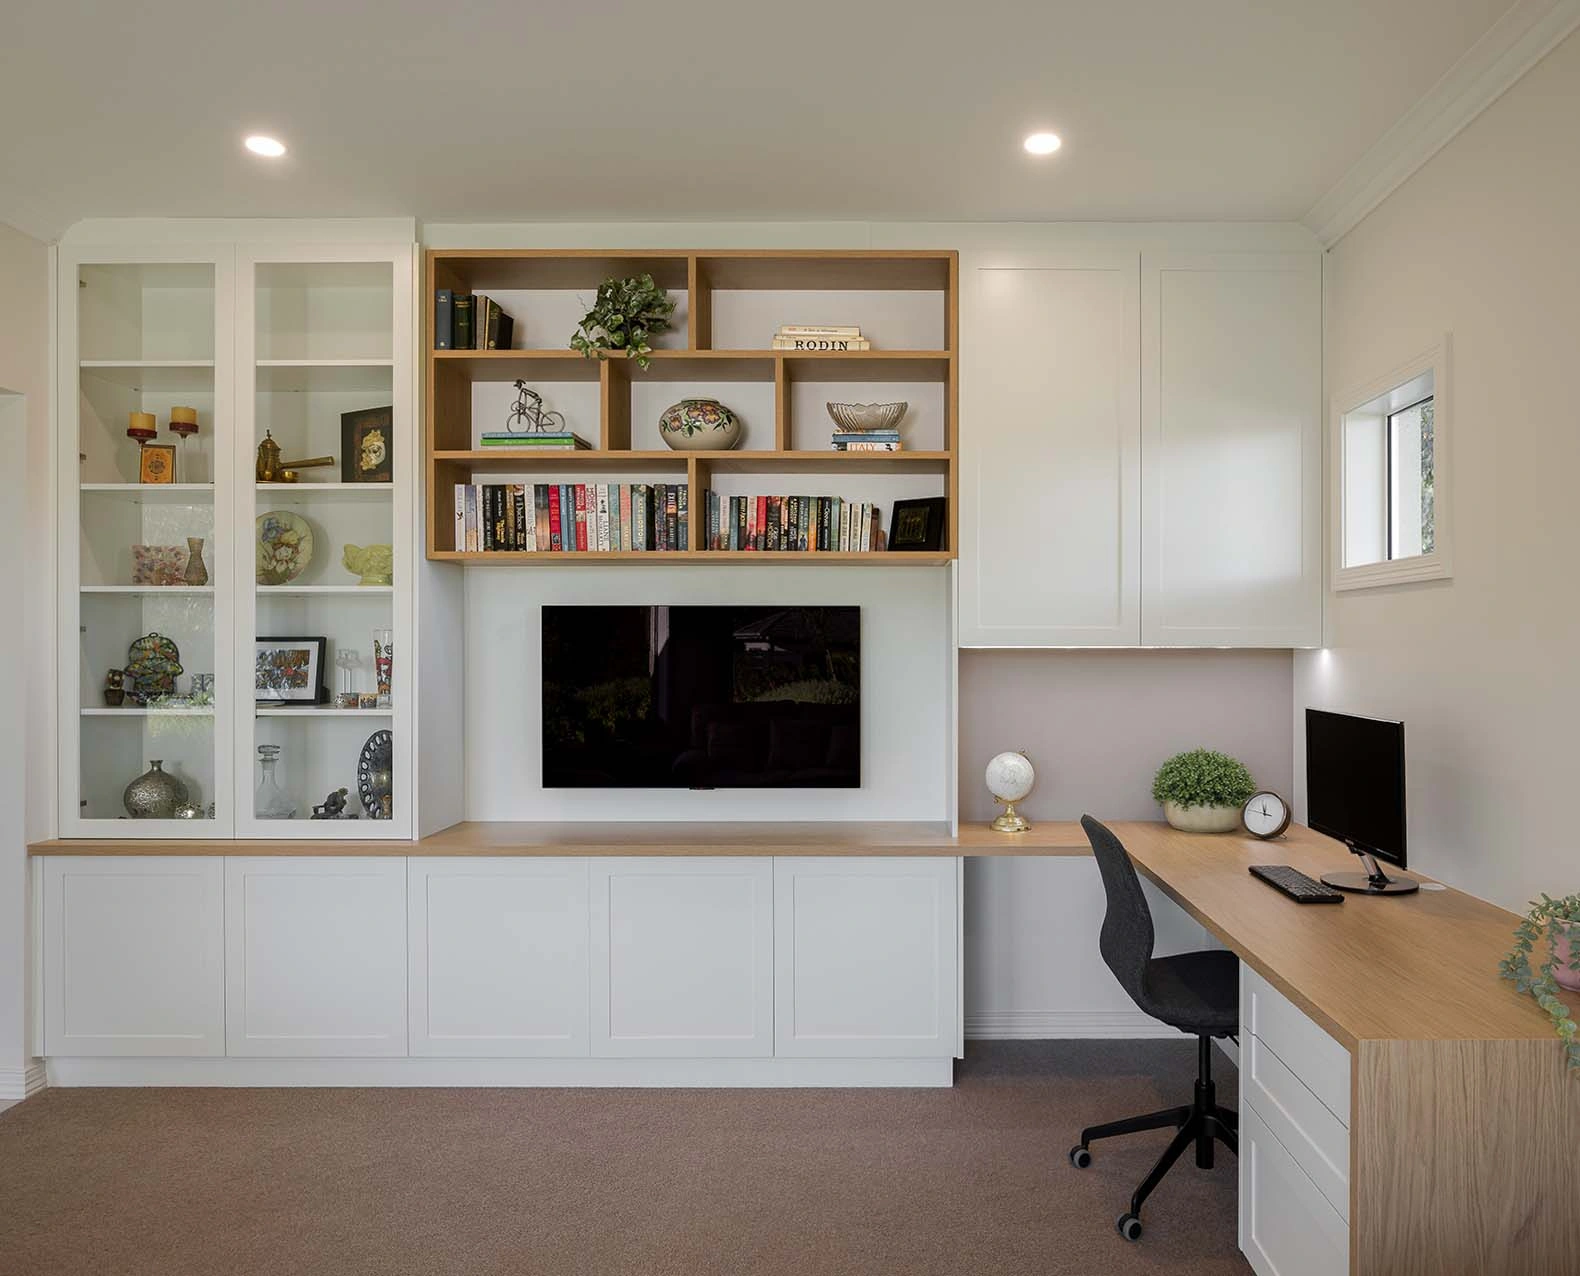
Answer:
425, 248, 959, 562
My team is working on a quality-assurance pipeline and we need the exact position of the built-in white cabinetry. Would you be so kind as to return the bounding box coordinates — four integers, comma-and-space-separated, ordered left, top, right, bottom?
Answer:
959, 245, 1321, 648
959, 255, 1141, 646
1239, 967, 1351, 1275
1141, 253, 1322, 646
408, 858, 590, 1057
224, 857, 407, 1057
41, 857, 224, 1056
590, 858, 774, 1058
773, 857, 957, 1057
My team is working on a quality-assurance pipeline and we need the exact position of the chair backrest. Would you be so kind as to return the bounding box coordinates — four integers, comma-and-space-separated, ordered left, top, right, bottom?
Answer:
1081, 815, 1155, 1008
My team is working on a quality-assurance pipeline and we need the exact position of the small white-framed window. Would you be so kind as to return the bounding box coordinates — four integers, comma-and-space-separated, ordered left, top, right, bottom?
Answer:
1332, 338, 1450, 590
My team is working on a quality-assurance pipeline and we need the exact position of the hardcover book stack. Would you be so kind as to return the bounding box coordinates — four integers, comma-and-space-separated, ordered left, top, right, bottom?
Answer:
454, 482, 688, 552
477, 430, 593, 451
434, 291, 517, 350
831, 430, 901, 453
703, 493, 884, 552
771, 324, 871, 352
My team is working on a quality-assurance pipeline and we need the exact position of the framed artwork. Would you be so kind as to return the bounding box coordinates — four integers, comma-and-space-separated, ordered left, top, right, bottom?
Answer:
255, 636, 327, 704
341, 406, 393, 483
888, 496, 947, 552
139, 442, 177, 484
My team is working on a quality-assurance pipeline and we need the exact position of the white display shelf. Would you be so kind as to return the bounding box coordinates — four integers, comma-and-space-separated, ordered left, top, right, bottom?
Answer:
254, 584, 394, 596
254, 707, 393, 718
254, 482, 393, 501
79, 361, 216, 391
80, 483, 215, 504
80, 585, 215, 595
255, 361, 394, 394
82, 707, 215, 718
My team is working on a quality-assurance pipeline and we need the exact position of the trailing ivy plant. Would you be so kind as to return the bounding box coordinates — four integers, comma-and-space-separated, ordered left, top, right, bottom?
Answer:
1498, 892, 1580, 1073
1151, 749, 1256, 809
569, 274, 676, 370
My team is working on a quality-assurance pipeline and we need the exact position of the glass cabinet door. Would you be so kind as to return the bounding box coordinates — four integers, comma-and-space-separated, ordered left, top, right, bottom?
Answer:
68, 255, 233, 832
236, 250, 412, 836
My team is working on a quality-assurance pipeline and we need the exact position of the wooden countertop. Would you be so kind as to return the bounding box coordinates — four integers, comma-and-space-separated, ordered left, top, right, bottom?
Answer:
32, 817, 1544, 1049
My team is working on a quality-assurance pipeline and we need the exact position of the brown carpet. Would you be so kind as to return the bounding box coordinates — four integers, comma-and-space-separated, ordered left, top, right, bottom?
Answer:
0, 1041, 1249, 1276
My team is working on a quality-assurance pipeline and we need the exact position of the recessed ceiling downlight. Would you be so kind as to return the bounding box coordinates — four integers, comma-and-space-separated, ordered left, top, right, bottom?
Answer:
1023, 132, 1062, 156
244, 135, 287, 158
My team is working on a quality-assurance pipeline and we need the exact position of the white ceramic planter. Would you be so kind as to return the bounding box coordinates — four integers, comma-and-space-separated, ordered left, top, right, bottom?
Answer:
1162, 801, 1242, 834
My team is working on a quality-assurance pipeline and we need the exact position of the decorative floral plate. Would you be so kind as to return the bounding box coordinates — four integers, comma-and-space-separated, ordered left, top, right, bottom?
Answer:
256, 510, 314, 586
358, 729, 393, 820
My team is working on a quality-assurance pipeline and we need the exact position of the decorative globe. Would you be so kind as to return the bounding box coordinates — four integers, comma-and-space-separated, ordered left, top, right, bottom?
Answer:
986, 751, 1035, 833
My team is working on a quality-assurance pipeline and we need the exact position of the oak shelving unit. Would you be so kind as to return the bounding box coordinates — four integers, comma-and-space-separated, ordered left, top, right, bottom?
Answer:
424, 249, 958, 564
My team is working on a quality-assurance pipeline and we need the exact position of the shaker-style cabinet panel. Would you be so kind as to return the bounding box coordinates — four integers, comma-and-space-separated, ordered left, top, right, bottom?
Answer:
959, 254, 1142, 646
1140, 252, 1322, 646
42, 856, 225, 1057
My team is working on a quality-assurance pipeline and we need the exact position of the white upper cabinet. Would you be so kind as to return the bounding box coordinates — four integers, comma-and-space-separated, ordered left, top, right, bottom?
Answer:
959, 254, 1141, 646
1140, 252, 1322, 647
960, 243, 1321, 648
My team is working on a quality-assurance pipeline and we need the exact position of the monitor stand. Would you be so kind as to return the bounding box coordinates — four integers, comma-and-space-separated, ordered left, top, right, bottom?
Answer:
1321, 844, 1420, 896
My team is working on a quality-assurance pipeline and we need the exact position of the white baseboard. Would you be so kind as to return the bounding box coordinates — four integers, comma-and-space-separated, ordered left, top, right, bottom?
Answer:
965, 1010, 1189, 1040
0, 1062, 48, 1107
46, 1055, 954, 1089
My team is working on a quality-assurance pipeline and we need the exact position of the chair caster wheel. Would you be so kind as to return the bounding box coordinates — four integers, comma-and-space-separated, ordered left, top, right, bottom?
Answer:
1117, 1213, 1143, 1242
1069, 1145, 1092, 1169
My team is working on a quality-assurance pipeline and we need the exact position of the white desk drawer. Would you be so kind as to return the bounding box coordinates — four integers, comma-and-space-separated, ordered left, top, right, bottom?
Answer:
1241, 966, 1350, 1125
1241, 1101, 1349, 1276
1244, 1031, 1350, 1221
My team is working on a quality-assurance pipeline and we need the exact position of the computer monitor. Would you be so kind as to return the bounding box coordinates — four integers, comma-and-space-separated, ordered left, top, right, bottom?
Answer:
1305, 708, 1417, 895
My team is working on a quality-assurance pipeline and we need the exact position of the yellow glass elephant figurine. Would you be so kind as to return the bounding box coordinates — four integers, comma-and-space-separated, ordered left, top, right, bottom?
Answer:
342, 543, 393, 587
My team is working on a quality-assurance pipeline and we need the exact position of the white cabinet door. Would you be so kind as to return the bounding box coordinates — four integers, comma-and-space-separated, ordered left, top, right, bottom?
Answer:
774, 857, 958, 1058
959, 254, 1142, 646
1241, 1101, 1351, 1276
590, 857, 772, 1058
42, 856, 224, 1057
1141, 252, 1322, 646
225, 857, 407, 1057
409, 858, 590, 1058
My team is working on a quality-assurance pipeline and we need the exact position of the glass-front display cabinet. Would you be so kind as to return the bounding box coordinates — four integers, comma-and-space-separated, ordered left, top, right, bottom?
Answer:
57, 240, 414, 838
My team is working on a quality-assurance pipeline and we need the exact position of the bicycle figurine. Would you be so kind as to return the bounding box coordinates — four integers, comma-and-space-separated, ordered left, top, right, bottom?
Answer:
506, 380, 567, 434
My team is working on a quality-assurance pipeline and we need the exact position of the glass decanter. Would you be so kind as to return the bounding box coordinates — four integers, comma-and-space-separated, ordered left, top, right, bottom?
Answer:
255, 744, 296, 819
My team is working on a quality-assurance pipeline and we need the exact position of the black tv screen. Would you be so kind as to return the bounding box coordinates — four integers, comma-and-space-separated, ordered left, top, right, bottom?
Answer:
542, 606, 860, 788
1305, 708, 1407, 867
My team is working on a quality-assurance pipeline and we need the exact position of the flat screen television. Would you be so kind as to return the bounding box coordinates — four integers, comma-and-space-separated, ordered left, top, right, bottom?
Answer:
542, 605, 860, 788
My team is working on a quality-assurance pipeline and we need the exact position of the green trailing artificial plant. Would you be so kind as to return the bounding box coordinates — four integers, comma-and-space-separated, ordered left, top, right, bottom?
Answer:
1498, 892, 1580, 1073
1150, 749, 1256, 810
569, 274, 677, 370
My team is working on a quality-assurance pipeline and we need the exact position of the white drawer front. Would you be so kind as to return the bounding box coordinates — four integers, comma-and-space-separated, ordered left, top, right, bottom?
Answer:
1244, 1031, 1350, 1221
1241, 1101, 1350, 1276
1241, 966, 1350, 1124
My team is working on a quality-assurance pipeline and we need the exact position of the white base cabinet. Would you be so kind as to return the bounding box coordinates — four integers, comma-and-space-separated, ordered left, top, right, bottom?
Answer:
39, 854, 961, 1082
42, 857, 224, 1057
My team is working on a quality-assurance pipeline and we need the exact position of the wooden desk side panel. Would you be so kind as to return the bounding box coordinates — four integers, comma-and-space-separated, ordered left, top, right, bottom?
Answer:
1353, 1038, 1580, 1276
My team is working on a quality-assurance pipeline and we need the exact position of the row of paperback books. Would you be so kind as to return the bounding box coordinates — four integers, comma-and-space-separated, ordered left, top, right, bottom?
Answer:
704, 493, 885, 552
454, 483, 689, 553
434, 291, 516, 351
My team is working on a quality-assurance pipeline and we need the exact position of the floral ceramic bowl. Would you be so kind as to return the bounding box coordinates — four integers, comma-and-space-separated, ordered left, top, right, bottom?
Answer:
658, 398, 742, 451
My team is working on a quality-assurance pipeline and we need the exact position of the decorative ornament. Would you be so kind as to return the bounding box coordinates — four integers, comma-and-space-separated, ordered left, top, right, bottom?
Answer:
123, 760, 189, 819
124, 633, 182, 705
357, 729, 393, 820
658, 398, 742, 451
255, 510, 314, 585
342, 543, 393, 586
985, 750, 1035, 834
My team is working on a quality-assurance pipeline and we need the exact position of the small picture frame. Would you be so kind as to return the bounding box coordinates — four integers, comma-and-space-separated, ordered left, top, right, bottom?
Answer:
255, 637, 327, 704
341, 406, 393, 483
139, 443, 177, 485
888, 496, 947, 552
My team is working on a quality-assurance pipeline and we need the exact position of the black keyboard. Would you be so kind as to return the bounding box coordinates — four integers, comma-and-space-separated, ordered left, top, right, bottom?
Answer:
1249, 865, 1344, 903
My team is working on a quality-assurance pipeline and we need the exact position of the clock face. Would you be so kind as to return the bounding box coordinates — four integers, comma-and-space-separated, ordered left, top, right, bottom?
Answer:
1242, 791, 1290, 839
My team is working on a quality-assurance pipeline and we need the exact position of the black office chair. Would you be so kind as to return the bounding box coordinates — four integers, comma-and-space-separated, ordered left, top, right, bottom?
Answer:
1068, 816, 1239, 1242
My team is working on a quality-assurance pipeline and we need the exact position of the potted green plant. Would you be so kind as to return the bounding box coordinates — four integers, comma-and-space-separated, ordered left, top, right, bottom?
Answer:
1499, 892, 1580, 1073
569, 274, 677, 370
1151, 748, 1256, 833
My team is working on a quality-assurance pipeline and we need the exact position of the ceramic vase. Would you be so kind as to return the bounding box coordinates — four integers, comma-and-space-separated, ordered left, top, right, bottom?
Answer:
657, 398, 742, 451
123, 760, 189, 819
1162, 800, 1242, 834
184, 537, 208, 586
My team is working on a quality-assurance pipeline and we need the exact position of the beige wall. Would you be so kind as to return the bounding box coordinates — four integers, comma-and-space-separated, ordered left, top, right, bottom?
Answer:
0, 218, 49, 1077
1296, 30, 1580, 911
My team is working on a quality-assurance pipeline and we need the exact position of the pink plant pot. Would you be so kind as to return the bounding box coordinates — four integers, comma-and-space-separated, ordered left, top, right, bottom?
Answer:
1554, 928, 1580, 993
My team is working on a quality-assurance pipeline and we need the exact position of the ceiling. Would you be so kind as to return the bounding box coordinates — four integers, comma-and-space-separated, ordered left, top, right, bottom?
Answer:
0, 0, 1521, 240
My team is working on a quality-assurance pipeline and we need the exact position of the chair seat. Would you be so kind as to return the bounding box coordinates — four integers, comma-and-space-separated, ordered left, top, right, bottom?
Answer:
1143, 950, 1239, 1037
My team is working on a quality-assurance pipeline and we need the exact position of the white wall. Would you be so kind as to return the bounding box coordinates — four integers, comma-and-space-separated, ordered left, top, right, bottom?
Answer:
959, 649, 1293, 1035
0, 218, 50, 1096
1297, 30, 1580, 911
